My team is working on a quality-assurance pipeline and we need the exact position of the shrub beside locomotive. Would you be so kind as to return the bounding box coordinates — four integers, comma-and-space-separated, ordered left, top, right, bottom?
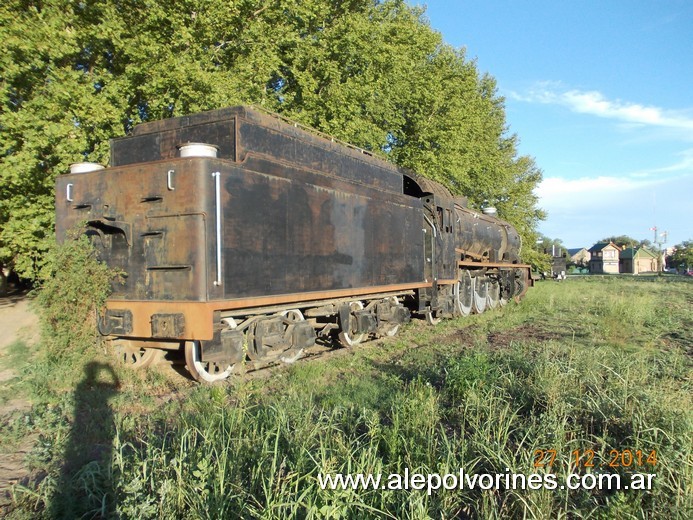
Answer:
55, 106, 532, 382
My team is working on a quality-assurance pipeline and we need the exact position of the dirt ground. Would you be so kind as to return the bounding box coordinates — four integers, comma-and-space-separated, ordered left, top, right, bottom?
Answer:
0, 291, 39, 378
0, 290, 39, 507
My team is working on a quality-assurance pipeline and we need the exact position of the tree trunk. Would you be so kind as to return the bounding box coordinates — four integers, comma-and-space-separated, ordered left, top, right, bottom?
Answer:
0, 264, 7, 295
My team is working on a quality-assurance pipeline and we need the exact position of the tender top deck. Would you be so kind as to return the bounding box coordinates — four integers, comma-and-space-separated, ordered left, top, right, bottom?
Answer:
110, 106, 404, 195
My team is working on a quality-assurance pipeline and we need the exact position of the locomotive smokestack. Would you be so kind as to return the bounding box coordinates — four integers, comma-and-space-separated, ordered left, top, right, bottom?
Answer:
177, 143, 219, 158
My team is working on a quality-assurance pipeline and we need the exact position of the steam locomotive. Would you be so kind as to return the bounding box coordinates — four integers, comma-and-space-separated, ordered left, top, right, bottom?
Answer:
55, 106, 531, 382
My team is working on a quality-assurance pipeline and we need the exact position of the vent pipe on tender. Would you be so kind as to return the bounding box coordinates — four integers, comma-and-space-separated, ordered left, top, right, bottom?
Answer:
177, 143, 218, 158
69, 162, 105, 174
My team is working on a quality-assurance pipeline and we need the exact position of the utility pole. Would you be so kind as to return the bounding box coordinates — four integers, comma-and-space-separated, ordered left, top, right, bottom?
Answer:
650, 226, 668, 272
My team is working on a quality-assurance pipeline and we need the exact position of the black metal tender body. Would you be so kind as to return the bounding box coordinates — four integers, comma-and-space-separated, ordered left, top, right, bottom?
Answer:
55, 106, 531, 382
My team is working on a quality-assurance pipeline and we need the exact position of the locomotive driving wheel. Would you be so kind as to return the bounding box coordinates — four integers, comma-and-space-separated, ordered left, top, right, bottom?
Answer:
487, 278, 501, 309
498, 270, 513, 306
472, 277, 488, 314
514, 279, 526, 299
513, 268, 529, 299
338, 301, 366, 347
455, 270, 474, 316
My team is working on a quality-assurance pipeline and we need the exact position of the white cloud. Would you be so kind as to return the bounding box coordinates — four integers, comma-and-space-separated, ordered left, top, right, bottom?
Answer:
535, 172, 693, 247
512, 85, 693, 131
510, 83, 693, 246
535, 175, 656, 212
632, 148, 693, 177
562, 91, 693, 129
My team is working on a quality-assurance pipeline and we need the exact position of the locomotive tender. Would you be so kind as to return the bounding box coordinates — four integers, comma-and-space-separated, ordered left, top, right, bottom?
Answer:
55, 106, 532, 382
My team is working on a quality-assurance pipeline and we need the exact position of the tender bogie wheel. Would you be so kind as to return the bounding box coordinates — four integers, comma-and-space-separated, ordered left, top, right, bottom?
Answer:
279, 309, 306, 364
338, 301, 366, 347
113, 341, 163, 369
185, 340, 234, 383
338, 328, 366, 346
472, 278, 488, 314
379, 297, 402, 337
279, 349, 304, 364
383, 323, 400, 336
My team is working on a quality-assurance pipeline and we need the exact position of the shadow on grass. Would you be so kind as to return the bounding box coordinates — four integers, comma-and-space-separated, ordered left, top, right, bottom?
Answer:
367, 351, 451, 392
50, 361, 119, 518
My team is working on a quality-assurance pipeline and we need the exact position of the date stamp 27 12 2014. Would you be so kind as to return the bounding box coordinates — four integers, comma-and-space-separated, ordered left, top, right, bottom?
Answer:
533, 449, 657, 470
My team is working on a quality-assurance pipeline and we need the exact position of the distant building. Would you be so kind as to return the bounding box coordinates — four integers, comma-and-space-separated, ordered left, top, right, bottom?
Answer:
540, 246, 567, 279
566, 247, 590, 267
620, 247, 658, 274
588, 242, 620, 274
551, 251, 567, 279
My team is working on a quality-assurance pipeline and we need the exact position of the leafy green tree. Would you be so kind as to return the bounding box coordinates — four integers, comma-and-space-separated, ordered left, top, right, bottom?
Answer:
1, 0, 545, 278
666, 241, 693, 270
536, 235, 564, 254
527, 235, 564, 274
599, 235, 649, 249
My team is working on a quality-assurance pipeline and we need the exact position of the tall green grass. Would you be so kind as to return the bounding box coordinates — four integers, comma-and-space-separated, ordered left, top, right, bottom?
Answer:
6, 276, 692, 519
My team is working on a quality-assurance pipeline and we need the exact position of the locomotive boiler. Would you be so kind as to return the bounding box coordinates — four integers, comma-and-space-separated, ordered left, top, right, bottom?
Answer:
55, 106, 531, 382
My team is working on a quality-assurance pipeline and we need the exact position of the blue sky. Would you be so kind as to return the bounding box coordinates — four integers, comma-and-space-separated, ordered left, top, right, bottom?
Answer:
413, 0, 692, 248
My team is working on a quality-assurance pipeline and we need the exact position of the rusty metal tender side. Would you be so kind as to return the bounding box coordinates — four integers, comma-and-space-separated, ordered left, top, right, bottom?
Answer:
55, 106, 531, 382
